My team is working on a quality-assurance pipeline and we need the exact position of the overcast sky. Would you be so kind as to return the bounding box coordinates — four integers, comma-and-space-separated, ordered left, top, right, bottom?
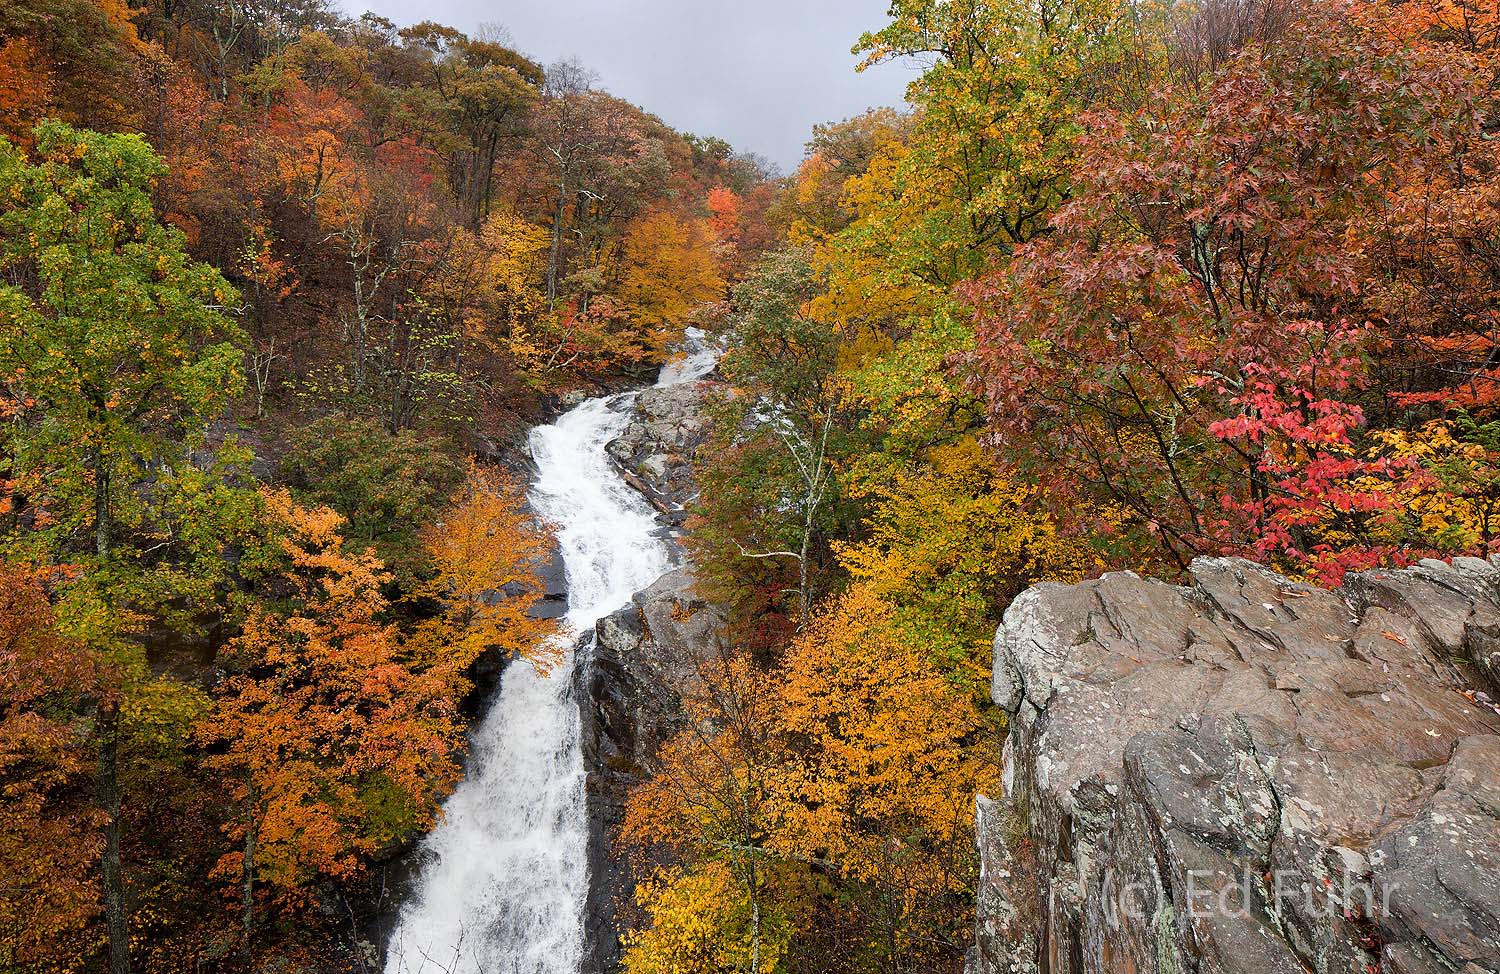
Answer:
340, 0, 917, 171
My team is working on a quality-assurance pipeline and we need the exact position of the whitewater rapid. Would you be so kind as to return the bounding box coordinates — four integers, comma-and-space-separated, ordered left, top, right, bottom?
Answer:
385, 333, 718, 974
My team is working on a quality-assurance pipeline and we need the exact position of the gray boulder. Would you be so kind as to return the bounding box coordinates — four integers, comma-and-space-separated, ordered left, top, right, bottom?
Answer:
975, 557, 1500, 974
606, 382, 714, 513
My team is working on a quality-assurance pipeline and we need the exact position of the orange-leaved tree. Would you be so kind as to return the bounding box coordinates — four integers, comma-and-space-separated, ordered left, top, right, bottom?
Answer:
0, 38, 51, 147
196, 490, 462, 949
406, 460, 560, 679
0, 563, 105, 974
707, 186, 743, 247
1360, 0, 1500, 416
615, 210, 725, 357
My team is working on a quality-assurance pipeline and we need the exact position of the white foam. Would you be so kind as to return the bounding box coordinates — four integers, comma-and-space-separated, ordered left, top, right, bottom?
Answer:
385, 330, 717, 974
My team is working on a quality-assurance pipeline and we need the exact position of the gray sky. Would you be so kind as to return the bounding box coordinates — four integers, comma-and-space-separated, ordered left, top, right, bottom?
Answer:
341, 0, 918, 171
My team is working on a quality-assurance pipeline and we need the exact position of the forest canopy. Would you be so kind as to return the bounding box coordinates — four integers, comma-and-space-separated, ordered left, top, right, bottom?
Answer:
0, 2, 772, 970
4, 0, 1500, 972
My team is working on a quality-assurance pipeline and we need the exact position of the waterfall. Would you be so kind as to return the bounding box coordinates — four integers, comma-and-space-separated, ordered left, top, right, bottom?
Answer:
385, 331, 718, 974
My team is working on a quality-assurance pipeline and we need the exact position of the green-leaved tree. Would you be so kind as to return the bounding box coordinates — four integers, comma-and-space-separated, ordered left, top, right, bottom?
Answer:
0, 122, 250, 974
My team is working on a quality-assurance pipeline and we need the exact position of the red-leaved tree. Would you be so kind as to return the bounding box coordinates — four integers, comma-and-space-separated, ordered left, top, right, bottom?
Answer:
966, 0, 1466, 576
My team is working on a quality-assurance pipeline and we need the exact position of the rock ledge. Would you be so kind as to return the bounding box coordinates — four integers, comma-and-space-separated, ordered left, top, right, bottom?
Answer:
976, 556, 1500, 974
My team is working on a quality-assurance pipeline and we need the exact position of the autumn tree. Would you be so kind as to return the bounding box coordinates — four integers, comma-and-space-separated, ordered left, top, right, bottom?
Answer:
780, 110, 908, 246
134, 0, 341, 101
854, 0, 1132, 288
246, 33, 449, 420
323, 148, 446, 421
0, 564, 104, 974
834, 438, 1094, 686
405, 461, 560, 679
0, 122, 249, 974
197, 490, 462, 950
615, 211, 725, 356
690, 248, 857, 632
624, 862, 800, 974
1371, 414, 1500, 559
623, 655, 797, 974
426, 210, 549, 370
968, 0, 1469, 573
0, 0, 146, 132
398, 22, 543, 226
708, 186, 743, 248
0, 38, 52, 147
624, 588, 1004, 974
536, 59, 607, 305
1359, 0, 1500, 416
767, 586, 1000, 973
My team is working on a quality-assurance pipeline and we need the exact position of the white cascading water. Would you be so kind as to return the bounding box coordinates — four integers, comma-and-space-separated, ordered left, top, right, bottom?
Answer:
385, 330, 719, 974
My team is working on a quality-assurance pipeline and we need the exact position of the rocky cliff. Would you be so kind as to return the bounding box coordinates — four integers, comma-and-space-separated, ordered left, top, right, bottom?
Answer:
974, 557, 1500, 974
577, 567, 725, 972
577, 372, 726, 973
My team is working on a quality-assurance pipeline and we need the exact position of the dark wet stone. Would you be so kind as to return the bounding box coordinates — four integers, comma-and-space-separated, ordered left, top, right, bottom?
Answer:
576, 568, 725, 974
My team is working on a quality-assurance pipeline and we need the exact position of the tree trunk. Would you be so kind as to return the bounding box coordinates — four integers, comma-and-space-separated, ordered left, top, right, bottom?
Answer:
741, 788, 762, 974
252, 338, 276, 419
98, 702, 131, 974
797, 499, 813, 632
94, 444, 130, 974
547, 188, 566, 308
479, 132, 498, 225
749, 866, 762, 974
94, 450, 110, 559
242, 778, 257, 964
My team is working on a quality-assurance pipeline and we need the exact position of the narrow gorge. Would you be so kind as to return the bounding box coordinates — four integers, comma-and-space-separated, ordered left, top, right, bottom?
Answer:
385, 336, 720, 974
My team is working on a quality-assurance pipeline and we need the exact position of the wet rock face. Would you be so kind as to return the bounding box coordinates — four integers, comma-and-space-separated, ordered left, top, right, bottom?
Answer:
577, 567, 725, 974
605, 382, 714, 514
582, 567, 723, 789
975, 557, 1500, 974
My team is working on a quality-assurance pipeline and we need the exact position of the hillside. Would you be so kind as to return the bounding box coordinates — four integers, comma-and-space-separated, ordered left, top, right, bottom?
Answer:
4, 1, 1500, 973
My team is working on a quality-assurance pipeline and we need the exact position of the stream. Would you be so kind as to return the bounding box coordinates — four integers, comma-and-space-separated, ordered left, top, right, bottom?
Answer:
384, 333, 719, 974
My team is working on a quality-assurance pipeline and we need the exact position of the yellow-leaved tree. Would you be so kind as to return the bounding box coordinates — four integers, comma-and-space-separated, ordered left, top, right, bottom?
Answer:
427, 211, 550, 374
622, 578, 1008, 973
835, 438, 1099, 688
623, 862, 800, 974
766, 584, 1000, 969
406, 461, 560, 679
615, 211, 725, 355
622, 654, 801, 974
